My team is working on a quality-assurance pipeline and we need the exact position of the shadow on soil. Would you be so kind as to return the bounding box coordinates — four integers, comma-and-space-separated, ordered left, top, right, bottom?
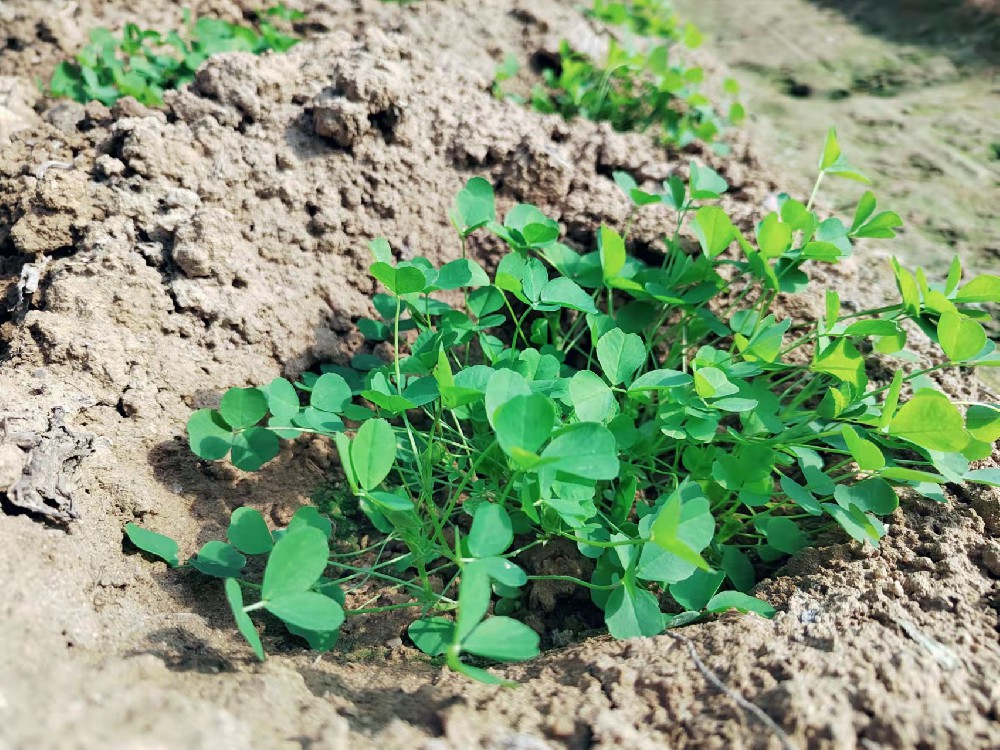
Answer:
807, 0, 1000, 65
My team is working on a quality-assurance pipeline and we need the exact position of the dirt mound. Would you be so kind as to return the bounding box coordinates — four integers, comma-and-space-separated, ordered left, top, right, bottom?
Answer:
1, 2, 998, 749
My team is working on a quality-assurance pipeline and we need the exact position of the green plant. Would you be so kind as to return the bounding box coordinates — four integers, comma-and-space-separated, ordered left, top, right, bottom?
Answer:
48, 6, 303, 107
494, 0, 743, 148
127, 130, 999, 684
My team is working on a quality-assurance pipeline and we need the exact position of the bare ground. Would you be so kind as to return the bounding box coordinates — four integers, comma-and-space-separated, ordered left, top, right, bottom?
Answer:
1, 2, 998, 749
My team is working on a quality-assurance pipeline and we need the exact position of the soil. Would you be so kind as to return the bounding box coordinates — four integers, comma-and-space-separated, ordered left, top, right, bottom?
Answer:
0, 1, 998, 749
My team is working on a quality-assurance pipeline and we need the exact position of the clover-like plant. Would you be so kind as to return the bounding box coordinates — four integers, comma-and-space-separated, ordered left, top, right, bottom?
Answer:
128, 129, 999, 683
494, 0, 743, 149
49, 5, 303, 107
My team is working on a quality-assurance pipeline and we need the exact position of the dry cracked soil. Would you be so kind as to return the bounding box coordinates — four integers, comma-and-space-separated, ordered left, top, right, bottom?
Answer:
0, 1, 998, 749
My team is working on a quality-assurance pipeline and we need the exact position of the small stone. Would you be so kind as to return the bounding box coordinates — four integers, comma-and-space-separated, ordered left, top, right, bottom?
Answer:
385, 637, 403, 649
95, 154, 125, 177
312, 91, 370, 148
0, 443, 26, 489
981, 543, 1000, 577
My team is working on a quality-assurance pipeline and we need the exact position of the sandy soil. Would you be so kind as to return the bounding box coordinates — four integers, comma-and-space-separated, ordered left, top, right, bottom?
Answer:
1, 2, 998, 749
674, 0, 1000, 278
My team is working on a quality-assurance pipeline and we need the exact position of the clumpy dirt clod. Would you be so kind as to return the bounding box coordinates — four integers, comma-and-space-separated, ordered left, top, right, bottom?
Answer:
0, 1, 998, 748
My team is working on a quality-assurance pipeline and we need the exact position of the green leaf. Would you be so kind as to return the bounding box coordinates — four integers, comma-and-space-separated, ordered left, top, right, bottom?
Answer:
435, 258, 490, 290
891, 259, 921, 315
539, 277, 599, 314
220, 387, 268, 429
485, 369, 531, 427
262, 377, 300, 421
190, 541, 247, 578
854, 211, 902, 239
706, 591, 776, 618
627, 369, 692, 392
693, 206, 735, 258
453, 177, 495, 233
819, 127, 841, 171
605, 584, 664, 639
370, 262, 427, 295
779, 475, 823, 516
408, 617, 454, 656
823, 502, 884, 546
649, 503, 712, 572
966, 469, 1000, 487
261, 527, 329, 600
694, 367, 738, 399
468, 504, 514, 558
302, 407, 345, 434
967, 404, 1000, 443
124, 523, 179, 567
231, 427, 280, 471
937, 312, 987, 362
447, 655, 512, 686
227, 507, 273, 555
842, 425, 886, 471
756, 213, 791, 258
478, 556, 527, 587
225, 579, 264, 661
879, 370, 904, 429
688, 161, 728, 198
844, 320, 901, 338
541, 423, 620, 480
468, 286, 505, 318
825, 290, 840, 331
351, 418, 397, 490
311, 373, 353, 413
669, 569, 724, 611
879, 467, 946, 484
598, 225, 626, 280
570, 370, 616, 423
186, 408, 235, 460
812, 338, 866, 390
596, 329, 645, 385
955, 275, 1000, 303
494, 394, 554, 457
851, 191, 877, 232
462, 617, 540, 661
757, 517, 808, 554
720, 546, 755, 592
888, 391, 969, 452
834, 478, 898, 515
265, 591, 345, 632
945, 255, 963, 295
456, 561, 491, 641
287, 506, 333, 539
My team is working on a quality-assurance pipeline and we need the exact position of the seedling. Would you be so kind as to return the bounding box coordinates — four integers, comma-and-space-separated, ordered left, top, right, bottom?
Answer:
128, 130, 999, 683
494, 0, 743, 149
48, 6, 303, 107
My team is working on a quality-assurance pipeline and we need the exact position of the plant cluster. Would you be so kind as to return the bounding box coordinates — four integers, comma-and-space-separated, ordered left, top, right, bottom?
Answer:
48, 5, 303, 107
127, 130, 1000, 684
494, 0, 743, 148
